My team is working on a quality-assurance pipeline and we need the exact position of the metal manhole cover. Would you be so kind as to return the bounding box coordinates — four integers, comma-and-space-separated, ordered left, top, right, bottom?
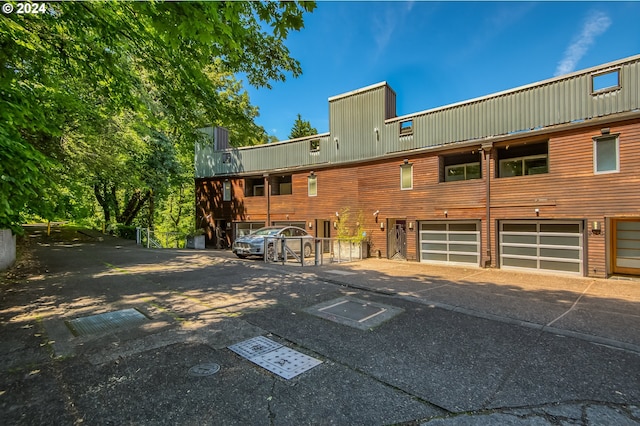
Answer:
188, 363, 221, 377
228, 336, 322, 380
65, 308, 149, 336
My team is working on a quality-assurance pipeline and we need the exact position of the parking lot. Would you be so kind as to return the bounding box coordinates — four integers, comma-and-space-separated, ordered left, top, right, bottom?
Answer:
1, 227, 639, 425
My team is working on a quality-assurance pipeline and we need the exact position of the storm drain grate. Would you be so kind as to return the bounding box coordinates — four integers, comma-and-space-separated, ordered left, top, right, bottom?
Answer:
304, 296, 404, 330
66, 308, 149, 336
228, 336, 322, 380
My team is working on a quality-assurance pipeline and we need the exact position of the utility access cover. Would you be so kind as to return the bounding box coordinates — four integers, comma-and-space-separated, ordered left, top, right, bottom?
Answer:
305, 296, 403, 330
228, 336, 322, 380
66, 308, 149, 336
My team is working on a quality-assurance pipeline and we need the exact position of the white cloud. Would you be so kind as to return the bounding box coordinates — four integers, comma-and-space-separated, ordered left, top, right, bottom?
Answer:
555, 11, 611, 76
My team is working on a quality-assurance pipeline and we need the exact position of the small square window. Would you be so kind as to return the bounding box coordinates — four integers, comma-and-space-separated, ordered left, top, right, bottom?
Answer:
310, 139, 320, 153
594, 135, 619, 174
399, 120, 413, 136
592, 69, 620, 94
400, 163, 413, 190
222, 152, 231, 163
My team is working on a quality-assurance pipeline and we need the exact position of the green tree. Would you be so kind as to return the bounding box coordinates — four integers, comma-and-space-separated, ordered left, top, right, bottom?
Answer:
0, 1, 316, 232
289, 113, 318, 139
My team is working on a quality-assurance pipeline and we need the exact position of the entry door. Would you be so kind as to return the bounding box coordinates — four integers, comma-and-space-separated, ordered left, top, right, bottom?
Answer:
316, 220, 331, 253
612, 219, 640, 275
387, 220, 407, 260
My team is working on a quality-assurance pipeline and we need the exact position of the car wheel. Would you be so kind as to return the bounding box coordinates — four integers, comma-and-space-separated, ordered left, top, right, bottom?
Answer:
303, 243, 312, 258
267, 244, 275, 261
236, 254, 247, 259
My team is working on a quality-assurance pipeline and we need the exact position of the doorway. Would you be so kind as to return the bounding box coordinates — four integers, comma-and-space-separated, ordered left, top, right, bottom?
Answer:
316, 219, 331, 253
387, 219, 407, 260
611, 218, 640, 275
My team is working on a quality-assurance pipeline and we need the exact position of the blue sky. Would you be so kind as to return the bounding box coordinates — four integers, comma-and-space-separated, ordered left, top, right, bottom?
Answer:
242, 1, 640, 140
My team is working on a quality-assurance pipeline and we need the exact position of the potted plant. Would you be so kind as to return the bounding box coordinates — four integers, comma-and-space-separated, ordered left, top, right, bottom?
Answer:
333, 208, 370, 261
185, 228, 206, 249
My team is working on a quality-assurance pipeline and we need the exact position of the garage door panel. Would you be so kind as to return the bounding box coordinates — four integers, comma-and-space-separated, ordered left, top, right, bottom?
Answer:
449, 233, 477, 242
500, 221, 583, 275
540, 260, 581, 273
503, 246, 538, 256
540, 247, 581, 260
503, 234, 537, 244
450, 254, 478, 263
539, 235, 581, 246
421, 242, 447, 251
503, 257, 538, 268
422, 252, 448, 262
420, 221, 480, 266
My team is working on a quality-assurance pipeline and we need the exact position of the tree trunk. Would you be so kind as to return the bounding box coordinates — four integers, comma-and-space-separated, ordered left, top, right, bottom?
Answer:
93, 183, 111, 222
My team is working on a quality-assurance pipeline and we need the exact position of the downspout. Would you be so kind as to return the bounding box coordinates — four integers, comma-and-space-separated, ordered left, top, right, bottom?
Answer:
264, 173, 271, 226
482, 142, 493, 267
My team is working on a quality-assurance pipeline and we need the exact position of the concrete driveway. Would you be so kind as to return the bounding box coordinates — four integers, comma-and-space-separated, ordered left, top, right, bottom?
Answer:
1, 226, 638, 425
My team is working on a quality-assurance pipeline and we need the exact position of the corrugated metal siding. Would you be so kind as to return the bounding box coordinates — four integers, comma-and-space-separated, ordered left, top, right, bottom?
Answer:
329, 86, 388, 162
196, 55, 640, 178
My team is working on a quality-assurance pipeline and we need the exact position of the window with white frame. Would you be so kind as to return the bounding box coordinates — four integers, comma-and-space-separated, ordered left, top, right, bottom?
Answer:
400, 162, 413, 190
223, 180, 231, 201
593, 134, 619, 174
308, 174, 317, 197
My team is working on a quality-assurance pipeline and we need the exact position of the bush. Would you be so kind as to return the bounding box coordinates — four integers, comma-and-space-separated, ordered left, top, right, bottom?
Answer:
115, 225, 137, 240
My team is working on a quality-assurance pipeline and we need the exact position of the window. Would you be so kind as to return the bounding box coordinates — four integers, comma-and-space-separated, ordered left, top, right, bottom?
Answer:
310, 139, 320, 154
244, 178, 265, 197
400, 162, 413, 190
222, 152, 231, 164
497, 142, 548, 178
594, 135, 619, 174
441, 152, 482, 182
399, 119, 413, 136
223, 180, 231, 201
592, 69, 620, 94
271, 175, 292, 195
308, 174, 317, 197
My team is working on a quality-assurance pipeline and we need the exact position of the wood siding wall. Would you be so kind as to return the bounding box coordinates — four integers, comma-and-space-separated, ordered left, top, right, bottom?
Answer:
196, 119, 640, 277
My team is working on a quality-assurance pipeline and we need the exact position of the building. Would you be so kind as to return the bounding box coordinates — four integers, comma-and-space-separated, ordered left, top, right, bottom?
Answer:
195, 54, 640, 278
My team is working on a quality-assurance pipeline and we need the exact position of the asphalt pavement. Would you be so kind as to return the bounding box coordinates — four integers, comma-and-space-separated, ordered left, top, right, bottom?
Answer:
1, 226, 638, 425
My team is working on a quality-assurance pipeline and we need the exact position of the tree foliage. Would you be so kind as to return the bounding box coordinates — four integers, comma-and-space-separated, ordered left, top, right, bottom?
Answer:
0, 1, 316, 233
289, 113, 318, 139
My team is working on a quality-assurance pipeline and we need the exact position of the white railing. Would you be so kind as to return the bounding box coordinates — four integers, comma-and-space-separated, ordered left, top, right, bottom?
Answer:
136, 228, 182, 249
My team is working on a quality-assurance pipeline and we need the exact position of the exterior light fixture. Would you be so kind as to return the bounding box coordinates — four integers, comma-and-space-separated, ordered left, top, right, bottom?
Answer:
308, 221, 313, 229
333, 221, 338, 229
380, 222, 384, 230
444, 210, 448, 217
535, 208, 540, 216
592, 221, 602, 235
408, 222, 414, 230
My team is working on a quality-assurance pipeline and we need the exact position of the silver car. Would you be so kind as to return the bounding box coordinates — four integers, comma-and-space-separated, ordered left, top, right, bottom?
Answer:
232, 226, 313, 259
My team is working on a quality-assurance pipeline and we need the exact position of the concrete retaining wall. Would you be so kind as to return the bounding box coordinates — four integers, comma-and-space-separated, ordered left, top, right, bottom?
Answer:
0, 229, 16, 271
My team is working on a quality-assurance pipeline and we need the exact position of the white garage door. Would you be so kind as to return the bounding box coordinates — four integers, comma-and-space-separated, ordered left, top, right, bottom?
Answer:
419, 221, 480, 266
499, 221, 583, 275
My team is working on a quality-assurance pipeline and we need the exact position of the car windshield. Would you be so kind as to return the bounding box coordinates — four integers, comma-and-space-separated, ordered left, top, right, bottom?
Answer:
252, 228, 282, 236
